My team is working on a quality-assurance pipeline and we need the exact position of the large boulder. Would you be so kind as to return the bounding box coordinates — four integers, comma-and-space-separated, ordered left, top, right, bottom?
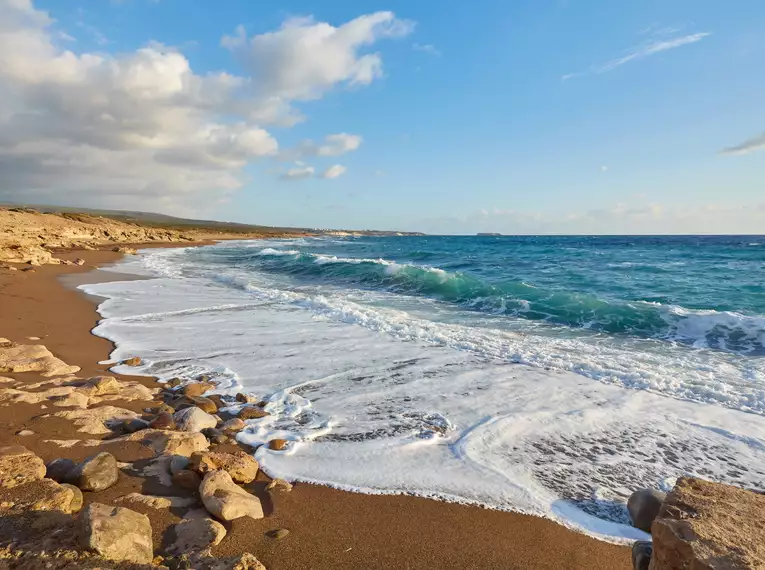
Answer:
628, 488, 666, 533
168, 516, 227, 555
46, 458, 77, 483
174, 407, 217, 433
189, 450, 259, 484
0, 446, 46, 488
632, 541, 652, 570
199, 470, 264, 521
2, 478, 81, 513
68, 452, 119, 491
79, 502, 153, 564
649, 477, 765, 569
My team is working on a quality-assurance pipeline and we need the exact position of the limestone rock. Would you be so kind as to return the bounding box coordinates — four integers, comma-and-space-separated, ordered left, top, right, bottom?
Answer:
236, 392, 258, 404
122, 356, 142, 366
189, 450, 259, 484
122, 418, 150, 433
628, 488, 666, 533
223, 418, 246, 432
649, 477, 765, 569
238, 407, 270, 420
53, 405, 140, 434
0, 446, 46, 488
169, 455, 190, 475
15, 429, 34, 436
45, 458, 77, 483
150, 411, 176, 430
207, 394, 227, 410
79, 502, 153, 564
199, 470, 264, 521
0, 342, 80, 377
122, 428, 210, 456
201, 427, 229, 444
86, 375, 122, 395
183, 382, 215, 398
116, 492, 195, 509
268, 439, 289, 451
61, 483, 84, 512
266, 478, 293, 493
177, 396, 218, 414
168, 517, 227, 555
174, 407, 217, 433
69, 452, 119, 491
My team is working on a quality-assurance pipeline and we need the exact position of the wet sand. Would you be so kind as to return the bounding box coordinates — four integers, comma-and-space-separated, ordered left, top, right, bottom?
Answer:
0, 247, 632, 569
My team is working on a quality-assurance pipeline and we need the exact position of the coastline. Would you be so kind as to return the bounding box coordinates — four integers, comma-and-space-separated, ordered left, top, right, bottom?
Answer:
0, 245, 631, 569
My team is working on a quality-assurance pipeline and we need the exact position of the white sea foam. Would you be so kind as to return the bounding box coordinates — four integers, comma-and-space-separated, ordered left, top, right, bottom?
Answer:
80, 245, 765, 543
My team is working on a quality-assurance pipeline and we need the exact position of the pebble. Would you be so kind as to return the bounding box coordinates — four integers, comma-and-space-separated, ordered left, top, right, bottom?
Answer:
267, 528, 290, 540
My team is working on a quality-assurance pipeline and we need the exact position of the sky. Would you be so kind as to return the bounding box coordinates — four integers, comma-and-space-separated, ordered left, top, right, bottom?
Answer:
0, 0, 763, 234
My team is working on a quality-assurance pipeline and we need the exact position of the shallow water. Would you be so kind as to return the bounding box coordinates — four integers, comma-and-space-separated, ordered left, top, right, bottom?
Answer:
81, 236, 765, 541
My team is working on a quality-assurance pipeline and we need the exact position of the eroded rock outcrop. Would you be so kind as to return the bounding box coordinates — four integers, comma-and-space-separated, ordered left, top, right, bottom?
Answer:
79, 502, 154, 564
0, 446, 46, 489
649, 477, 765, 569
0, 342, 80, 377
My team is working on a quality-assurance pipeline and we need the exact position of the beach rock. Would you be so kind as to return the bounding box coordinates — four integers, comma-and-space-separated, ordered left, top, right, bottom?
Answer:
53, 405, 140, 434
201, 427, 229, 444
0, 446, 46, 488
183, 382, 214, 398
168, 517, 227, 555
199, 470, 264, 521
184, 396, 218, 414
268, 439, 289, 451
50, 389, 90, 408
223, 418, 246, 432
15, 429, 34, 436
116, 492, 195, 510
239, 406, 270, 420
0, 342, 80, 377
2, 478, 80, 513
266, 528, 290, 540
151, 411, 177, 430
166, 377, 183, 388
79, 502, 153, 564
172, 469, 202, 491
61, 483, 84, 512
124, 429, 210, 456
73, 257, 86, 266
236, 392, 258, 404
175, 407, 218, 433
122, 356, 142, 366
633, 541, 652, 570
122, 418, 150, 433
45, 458, 77, 483
113, 246, 138, 255
628, 488, 666, 533
86, 375, 122, 395
649, 477, 765, 569
189, 450, 259, 484
68, 452, 119, 492
266, 478, 293, 493
207, 394, 227, 410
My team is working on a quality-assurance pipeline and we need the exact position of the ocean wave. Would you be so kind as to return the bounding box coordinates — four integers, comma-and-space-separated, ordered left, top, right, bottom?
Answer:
250, 247, 765, 354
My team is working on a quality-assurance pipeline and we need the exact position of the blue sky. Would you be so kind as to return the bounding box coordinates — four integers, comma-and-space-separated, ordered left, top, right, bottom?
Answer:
2, 0, 763, 233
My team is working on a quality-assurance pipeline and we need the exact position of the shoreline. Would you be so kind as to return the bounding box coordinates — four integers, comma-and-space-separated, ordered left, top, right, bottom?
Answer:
0, 244, 632, 569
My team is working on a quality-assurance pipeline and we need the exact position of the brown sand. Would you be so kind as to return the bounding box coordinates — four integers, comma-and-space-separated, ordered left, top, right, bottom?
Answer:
0, 247, 632, 569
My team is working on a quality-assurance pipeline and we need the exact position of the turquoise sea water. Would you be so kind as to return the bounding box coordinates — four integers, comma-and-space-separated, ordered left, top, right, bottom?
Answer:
83, 235, 765, 539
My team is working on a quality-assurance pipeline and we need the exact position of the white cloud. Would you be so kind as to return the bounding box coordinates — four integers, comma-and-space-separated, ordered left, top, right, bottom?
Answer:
320, 164, 347, 179
564, 29, 710, 80
282, 133, 362, 161
279, 162, 315, 180
720, 132, 765, 156
413, 43, 440, 56
222, 12, 414, 105
0, 0, 408, 212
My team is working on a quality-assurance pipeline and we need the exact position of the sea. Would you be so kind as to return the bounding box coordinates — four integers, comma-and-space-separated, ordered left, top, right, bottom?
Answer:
80, 235, 765, 542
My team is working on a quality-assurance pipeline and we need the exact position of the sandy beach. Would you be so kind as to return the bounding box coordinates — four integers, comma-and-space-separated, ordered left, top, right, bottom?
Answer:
0, 244, 633, 569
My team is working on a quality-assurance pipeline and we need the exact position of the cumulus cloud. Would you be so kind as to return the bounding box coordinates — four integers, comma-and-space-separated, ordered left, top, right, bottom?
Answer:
720, 132, 765, 156
279, 162, 315, 180
320, 164, 347, 179
563, 28, 709, 80
222, 12, 414, 104
0, 0, 408, 212
281, 133, 362, 161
